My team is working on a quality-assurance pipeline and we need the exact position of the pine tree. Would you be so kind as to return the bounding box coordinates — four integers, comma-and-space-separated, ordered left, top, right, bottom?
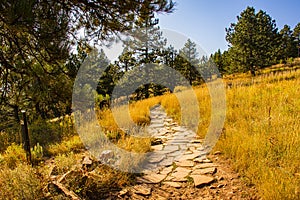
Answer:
293, 23, 300, 57
212, 49, 225, 76
117, 47, 136, 72
176, 39, 201, 85
279, 25, 298, 60
122, 11, 167, 99
226, 7, 280, 75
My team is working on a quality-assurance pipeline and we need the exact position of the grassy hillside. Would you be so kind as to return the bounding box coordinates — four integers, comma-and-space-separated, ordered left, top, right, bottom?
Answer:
0, 63, 299, 199
96, 63, 300, 199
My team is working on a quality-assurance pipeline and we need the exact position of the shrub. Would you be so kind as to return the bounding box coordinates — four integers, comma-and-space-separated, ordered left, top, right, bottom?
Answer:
2, 143, 27, 169
0, 164, 44, 199
29, 115, 76, 147
53, 152, 79, 174
46, 135, 84, 156
29, 118, 63, 147
0, 129, 21, 153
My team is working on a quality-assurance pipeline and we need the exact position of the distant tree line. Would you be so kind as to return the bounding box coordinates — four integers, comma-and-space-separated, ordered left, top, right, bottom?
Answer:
93, 14, 220, 105
211, 6, 300, 76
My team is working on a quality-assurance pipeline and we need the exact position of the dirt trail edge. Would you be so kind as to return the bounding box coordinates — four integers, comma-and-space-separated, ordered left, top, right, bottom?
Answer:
117, 105, 260, 200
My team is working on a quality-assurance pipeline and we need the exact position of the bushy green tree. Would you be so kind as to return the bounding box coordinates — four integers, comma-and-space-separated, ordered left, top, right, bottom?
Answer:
226, 7, 280, 75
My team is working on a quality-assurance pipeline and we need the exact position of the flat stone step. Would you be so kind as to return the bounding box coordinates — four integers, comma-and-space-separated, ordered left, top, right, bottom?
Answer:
148, 154, 166, 163
175, 160, 194, 167
138, 173, 166, 184
191, 167, 217, 175
190, 175, 215, 188
162, 145, 179, 153
171, 167, 192, 182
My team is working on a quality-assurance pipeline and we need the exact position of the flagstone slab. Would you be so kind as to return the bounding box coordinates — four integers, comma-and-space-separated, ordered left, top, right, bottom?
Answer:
160, 157, 175, 166
176, 153, 200, 161
190, 175, 214, 187
171, 168, 191, 182
193, 163, 218, 169
202, 159, 213, 163
159, 166, 173, 175
191, 167, 217, 175
167, 151, 182, 157
131, 184, 152, 196
138, 173, 166, 184
193, 156, 207, 163
172, 127, 187, 132
175, 160, 194, 167
151, 144, 163, 151
162, 145, 179, 152
148, 154, 166, 163
149, 124, 165, 129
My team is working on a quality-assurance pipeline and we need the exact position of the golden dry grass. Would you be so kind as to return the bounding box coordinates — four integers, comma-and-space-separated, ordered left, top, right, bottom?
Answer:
100, 66, 300, 199
158, 69, 300, 199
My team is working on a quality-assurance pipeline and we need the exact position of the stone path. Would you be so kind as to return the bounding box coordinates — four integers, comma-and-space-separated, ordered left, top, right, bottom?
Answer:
117, 105, 258, 199
137, 105, 216, 188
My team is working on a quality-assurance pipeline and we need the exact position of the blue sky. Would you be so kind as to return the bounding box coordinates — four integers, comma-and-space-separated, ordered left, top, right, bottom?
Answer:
157, 0, 300, 55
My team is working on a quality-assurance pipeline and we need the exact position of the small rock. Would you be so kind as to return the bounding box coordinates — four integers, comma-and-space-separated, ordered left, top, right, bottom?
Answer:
163, 181, 182, 188
165, 118, 173, 122
138, 173, 166, 184
82, 156, 92, 165
98, 150, 114, 161
202, 159, 212, 163
118, 188, 129, 197
193, 156, 206, 163
217, 184, 225, 188
149, 124, 164, 129
213, 151, 222, 155
190, 175, 214, 188
131, 184, 152, 196
191, 167, 217, 175
184, 150, 193, 155
165, 175, 175, 181
209, 185, 217, 189
172, 127, 186, 132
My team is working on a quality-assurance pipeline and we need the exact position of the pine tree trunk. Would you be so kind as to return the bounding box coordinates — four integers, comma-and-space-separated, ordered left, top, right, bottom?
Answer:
250, 66, 256, 76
